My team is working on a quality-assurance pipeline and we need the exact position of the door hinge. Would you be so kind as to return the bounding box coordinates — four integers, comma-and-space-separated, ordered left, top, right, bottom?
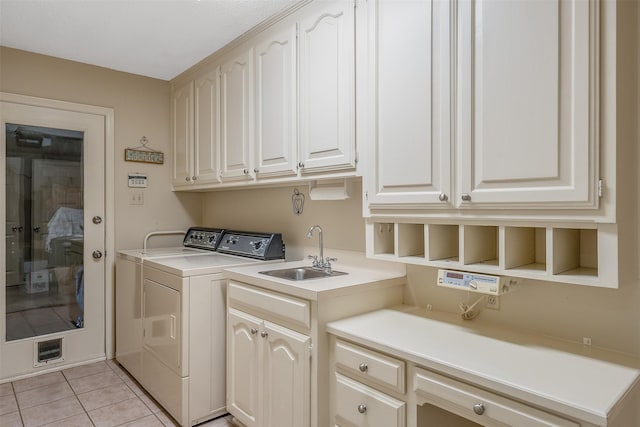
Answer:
355, 152, 359, 164
598, 179, 604, 198
365, 191, 368, 201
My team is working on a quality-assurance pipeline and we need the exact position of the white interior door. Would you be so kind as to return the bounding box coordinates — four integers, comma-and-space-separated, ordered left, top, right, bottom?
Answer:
1, 98, 106, 381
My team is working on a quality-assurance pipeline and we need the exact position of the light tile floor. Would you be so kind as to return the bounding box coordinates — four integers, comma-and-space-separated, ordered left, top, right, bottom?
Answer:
0, 360, 234, 427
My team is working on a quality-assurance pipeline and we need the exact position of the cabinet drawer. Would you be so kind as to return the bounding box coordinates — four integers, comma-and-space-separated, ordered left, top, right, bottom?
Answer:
335, 339, 405, 394
413, 367, 579, 427
334, 373, 405, 427
228, 281, 310, 330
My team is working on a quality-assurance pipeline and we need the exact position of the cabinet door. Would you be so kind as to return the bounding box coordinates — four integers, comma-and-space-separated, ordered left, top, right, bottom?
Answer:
299, 0, 356, 173
457, 0, 598, 209
255, 24, 298, 178
220, 48, 254, 182
227, 308, 262, 427
194, 68, 221, 184
366, 0, 451, 209
262, 321, 310, 427
142, 279, 182, 376
172, 80, 194, 187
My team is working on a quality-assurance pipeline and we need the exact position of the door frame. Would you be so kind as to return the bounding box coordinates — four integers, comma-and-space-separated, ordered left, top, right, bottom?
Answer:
0, 92, 115, 376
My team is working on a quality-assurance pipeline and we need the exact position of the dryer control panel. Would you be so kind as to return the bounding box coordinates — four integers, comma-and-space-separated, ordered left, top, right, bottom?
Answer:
217, 231, 285, 260
437, 270, 516, 295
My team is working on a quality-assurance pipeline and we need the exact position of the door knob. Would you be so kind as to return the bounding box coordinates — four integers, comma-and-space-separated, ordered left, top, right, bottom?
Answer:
92, 216, 102, 224
92, 250, 103, 260
32, 226, 39, 233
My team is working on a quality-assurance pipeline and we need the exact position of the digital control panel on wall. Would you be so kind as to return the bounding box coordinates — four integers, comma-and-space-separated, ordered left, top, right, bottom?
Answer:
437, 270, 517, 295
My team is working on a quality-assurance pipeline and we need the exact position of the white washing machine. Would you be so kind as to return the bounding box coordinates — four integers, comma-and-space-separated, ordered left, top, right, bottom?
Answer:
115, 227, 226, 382
132, 231, 285, 426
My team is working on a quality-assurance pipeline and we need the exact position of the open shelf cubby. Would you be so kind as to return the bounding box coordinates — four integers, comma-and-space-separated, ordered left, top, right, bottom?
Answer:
504, 227, 547, 273
462, 225, 499, 268
427, 224, 459, 263
552, 228, 598, 278
373, 222, 395, 256
397, 224, 425, 258
366, 220, 615, 287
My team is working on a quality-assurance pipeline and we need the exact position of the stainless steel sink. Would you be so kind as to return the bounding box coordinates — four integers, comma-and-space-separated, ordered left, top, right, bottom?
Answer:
259, 266, 347, 281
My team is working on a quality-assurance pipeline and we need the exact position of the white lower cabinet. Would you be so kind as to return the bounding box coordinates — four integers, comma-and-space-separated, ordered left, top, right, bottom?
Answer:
227, 287, 311, 427
331, 338, 583, 427
412, 367, 579, 427
335, 373, 406, 427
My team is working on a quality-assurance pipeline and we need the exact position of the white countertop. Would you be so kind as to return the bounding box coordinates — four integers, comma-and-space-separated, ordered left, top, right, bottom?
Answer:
326, 306, 640, 426
223, 259, 407, 301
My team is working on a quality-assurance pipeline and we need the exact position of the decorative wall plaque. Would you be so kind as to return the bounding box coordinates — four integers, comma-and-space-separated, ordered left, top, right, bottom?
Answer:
124, 136, 164, 164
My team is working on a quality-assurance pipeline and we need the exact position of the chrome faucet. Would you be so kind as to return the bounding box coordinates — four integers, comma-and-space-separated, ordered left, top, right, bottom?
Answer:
306, 225, 337, 271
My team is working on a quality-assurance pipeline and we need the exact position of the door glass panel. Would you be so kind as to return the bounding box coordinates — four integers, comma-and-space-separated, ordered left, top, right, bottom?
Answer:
5, 123, 84, 341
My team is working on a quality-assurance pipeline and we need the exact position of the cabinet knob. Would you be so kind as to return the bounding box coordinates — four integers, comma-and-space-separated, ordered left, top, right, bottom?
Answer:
438, 193, 448, 202
32, 226, 38, 233
243, 169, 249, 175
192, 176, 197, 181
254, 168, 259, 174
250, 328, 258, 335
461, 193, 471, 202
473, 403, 485, 415
185, 176, 191, 182
358, 363, 368, 372
260, 331, 268, 338
357, 404, 367, 414
298, 162, 305, 169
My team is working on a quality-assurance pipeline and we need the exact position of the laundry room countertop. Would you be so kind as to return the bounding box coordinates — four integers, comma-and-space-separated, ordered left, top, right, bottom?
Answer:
326, 305, 640, 426
223, 249, 407, 301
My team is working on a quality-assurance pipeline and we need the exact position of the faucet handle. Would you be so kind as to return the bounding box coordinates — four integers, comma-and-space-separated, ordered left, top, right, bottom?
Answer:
308, 254, 319, 267
325, 257, 338, 267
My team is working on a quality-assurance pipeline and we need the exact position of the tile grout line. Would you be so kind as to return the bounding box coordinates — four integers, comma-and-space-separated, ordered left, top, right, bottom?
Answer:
62, 368, 97, 427
11, 381, 26, 427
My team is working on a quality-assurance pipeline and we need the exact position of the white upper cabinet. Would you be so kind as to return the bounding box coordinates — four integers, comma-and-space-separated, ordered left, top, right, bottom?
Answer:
220, 48, 254, 182
171, 70, 220, 188
255, 24, 298, 178
171, 80, 194, 187
194, 68, 221, 185
457, 0, 598, 209
366, 0, 451, 208
299, 0, 356, 173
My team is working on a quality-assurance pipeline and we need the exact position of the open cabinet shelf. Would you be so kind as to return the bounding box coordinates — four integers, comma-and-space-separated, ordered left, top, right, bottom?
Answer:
366, 220, 618, 288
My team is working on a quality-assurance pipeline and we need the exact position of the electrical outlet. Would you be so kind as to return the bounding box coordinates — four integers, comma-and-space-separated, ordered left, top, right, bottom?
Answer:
486, 295, 500, 310
583, 337, 592, 346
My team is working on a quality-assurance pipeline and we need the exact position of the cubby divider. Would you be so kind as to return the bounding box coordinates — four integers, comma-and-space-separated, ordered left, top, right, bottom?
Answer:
552, 228, 598, 277
372, 222, 395, 256
462, 225, 499, 268
426, 224, 459, 263
504, 227, 547, 273
397, 224, 425, 258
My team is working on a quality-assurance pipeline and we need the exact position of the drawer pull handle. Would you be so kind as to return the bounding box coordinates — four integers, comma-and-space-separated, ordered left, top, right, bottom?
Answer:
473, 403, 485, 415
357, 404, 367, 414
358, 362, 368, 372
260, 331, 269, 338
250, 328, 258, 335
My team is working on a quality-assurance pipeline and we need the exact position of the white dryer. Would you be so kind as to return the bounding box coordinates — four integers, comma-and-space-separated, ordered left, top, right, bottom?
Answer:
129, 230, 285, 426
115, 227, 225, 382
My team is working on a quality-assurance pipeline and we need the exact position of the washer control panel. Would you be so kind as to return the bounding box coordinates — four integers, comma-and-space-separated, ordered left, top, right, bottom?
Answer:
217, 231, 285, 260
437, 270, 515, 295
183, 227, 224, 251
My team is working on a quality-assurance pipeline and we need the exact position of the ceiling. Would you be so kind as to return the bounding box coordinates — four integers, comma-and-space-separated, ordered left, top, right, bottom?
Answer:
0, 0, 299, 81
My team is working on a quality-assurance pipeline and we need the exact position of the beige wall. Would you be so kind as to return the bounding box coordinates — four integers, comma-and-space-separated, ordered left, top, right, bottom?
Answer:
201, 182, 366, 261
0, 47, 202, 250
